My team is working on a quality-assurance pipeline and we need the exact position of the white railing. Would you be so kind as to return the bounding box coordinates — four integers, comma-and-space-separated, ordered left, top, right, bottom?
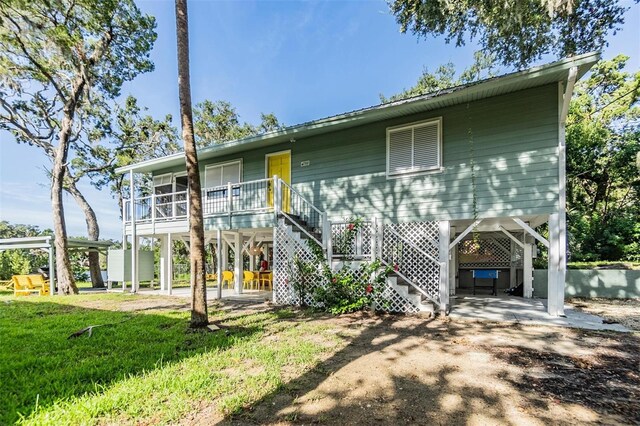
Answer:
275, 177, 327, 248
201, 178, 271, 216
331, 221, 372, 259
124, 179, 272, 224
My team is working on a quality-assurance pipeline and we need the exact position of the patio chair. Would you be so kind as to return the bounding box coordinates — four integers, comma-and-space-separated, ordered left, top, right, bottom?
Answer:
27, 274, 50, 296
258, 272, 272, 291
12, 275, 42, 296
243, 271, 257, 290
222, 271, 234, 289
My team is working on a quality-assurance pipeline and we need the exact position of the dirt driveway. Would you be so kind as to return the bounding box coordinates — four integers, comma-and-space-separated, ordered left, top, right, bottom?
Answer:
191, 304, 638, 425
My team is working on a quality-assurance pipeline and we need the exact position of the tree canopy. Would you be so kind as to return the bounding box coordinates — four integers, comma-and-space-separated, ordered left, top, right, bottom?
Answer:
390, 0, 633, 68
566, 55, 640, 261
0, 0, 157, 293
194, 99, 282, 147
380, 51, 498, 102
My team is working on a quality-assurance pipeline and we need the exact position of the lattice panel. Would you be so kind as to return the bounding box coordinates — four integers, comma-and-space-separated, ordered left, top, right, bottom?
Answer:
387, 221, 439, 258
273, 222, 324, 306
379, 284, 420, 314
331, 221, 372, 258
381, 221, 441, 301
458, 237, 513, 268
275, 220, 434, 313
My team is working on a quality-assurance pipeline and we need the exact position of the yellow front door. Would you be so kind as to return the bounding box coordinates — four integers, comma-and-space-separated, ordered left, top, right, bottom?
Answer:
267, 152, 291, 212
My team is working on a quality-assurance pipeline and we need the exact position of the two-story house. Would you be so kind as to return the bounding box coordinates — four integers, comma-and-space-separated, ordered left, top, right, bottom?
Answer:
113, 52, 599, 316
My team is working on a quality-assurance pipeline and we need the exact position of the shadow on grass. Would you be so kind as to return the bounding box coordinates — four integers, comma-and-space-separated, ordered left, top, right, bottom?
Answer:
0, 298, 267, 425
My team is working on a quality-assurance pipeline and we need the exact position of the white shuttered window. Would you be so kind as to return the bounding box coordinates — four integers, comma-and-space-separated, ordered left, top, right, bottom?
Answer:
387, 118, 442, 176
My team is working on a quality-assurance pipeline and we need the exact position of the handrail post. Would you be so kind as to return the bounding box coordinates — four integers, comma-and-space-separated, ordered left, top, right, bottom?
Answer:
377, 218, 384, 260
325, 214, 333, 261
371, 217, 377, 261
151, 193, 156, 226
227, 182, 233, 212
273, 175, 281, 217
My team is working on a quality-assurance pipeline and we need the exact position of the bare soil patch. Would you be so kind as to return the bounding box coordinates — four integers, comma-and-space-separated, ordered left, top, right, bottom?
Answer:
568, 298, 640, 331
209, 310, 639, 426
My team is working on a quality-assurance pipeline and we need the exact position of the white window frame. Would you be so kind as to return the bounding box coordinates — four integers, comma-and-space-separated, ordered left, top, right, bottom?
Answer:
153, 173, 173, 194
386, 117, 443, 179
204, 159, 243, 189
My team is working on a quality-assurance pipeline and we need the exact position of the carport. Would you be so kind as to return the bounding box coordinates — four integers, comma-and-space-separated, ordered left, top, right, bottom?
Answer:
0, 236, 112, 294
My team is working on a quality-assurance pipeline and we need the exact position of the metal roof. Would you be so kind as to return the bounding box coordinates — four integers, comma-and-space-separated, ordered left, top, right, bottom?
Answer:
116, 52, 600, 175
0, 237, 112, 252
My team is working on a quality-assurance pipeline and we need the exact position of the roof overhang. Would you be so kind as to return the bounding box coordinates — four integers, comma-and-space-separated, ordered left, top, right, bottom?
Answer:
116, 52, 600, 175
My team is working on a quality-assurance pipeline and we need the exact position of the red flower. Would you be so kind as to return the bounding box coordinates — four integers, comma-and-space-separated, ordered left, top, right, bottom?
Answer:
394, 263, 399, 272
347, 223, 354, 231
365, 284, 373, 294
332, 277, 337, 284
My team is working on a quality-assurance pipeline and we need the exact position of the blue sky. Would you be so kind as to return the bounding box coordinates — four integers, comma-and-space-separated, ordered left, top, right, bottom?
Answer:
1, 0, 638, 240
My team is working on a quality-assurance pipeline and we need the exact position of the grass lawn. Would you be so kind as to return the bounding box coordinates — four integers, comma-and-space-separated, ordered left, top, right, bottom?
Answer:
2, 293, 638, 425
0, 294, 340, 425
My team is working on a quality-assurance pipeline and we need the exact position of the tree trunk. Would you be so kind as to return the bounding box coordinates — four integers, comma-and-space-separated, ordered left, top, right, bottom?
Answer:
53, 118, 78, 295
176, 0, 208, 327
66, 177, 105, 288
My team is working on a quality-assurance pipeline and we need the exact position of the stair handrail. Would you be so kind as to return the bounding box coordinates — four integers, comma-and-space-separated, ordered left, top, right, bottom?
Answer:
381, 226, 442, 306
277, 178, 326, 249
279, 179, 324, 218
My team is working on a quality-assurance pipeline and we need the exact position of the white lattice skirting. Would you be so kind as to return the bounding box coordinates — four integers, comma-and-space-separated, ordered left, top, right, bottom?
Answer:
274, 219, 442, 313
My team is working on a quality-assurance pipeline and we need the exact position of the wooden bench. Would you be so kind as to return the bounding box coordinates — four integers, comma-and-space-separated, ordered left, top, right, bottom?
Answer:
12, 275, 50, 296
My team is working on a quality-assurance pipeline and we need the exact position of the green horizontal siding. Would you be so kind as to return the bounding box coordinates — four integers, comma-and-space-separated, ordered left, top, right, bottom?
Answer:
154, 84, 559, 226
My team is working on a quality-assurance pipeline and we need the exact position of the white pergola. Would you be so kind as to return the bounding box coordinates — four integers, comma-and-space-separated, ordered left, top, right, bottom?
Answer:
0, 236, 112, 294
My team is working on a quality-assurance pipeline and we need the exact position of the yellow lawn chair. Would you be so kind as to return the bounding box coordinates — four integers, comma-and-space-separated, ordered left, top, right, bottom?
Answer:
12, 275, 40, 296
27, 274, 50, 296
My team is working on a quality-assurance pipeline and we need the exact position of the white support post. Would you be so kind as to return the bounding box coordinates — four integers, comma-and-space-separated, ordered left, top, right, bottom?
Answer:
370, 217, 377, 261
274, 175, 281, 216
222, 239, 228, 273
510, 240, 517, 288
547, 213, 560, 316
449, 226, 456, 296
167, 233, 173, 296
234, 232, 242, 294
323, 213, 332, 260
159, 235, 168, 292
129, 170, 138, 293
523, 243, 533, 298
48, 237, 55, 295
557, 80, 570, 318
216, 229, 222, 299
438, 221, 450, 314
271, 226, 277, 303
377, 218, 384, 260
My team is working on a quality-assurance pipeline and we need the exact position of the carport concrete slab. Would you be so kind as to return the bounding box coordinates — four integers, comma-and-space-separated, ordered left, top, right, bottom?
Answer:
450, 295, 629, 332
